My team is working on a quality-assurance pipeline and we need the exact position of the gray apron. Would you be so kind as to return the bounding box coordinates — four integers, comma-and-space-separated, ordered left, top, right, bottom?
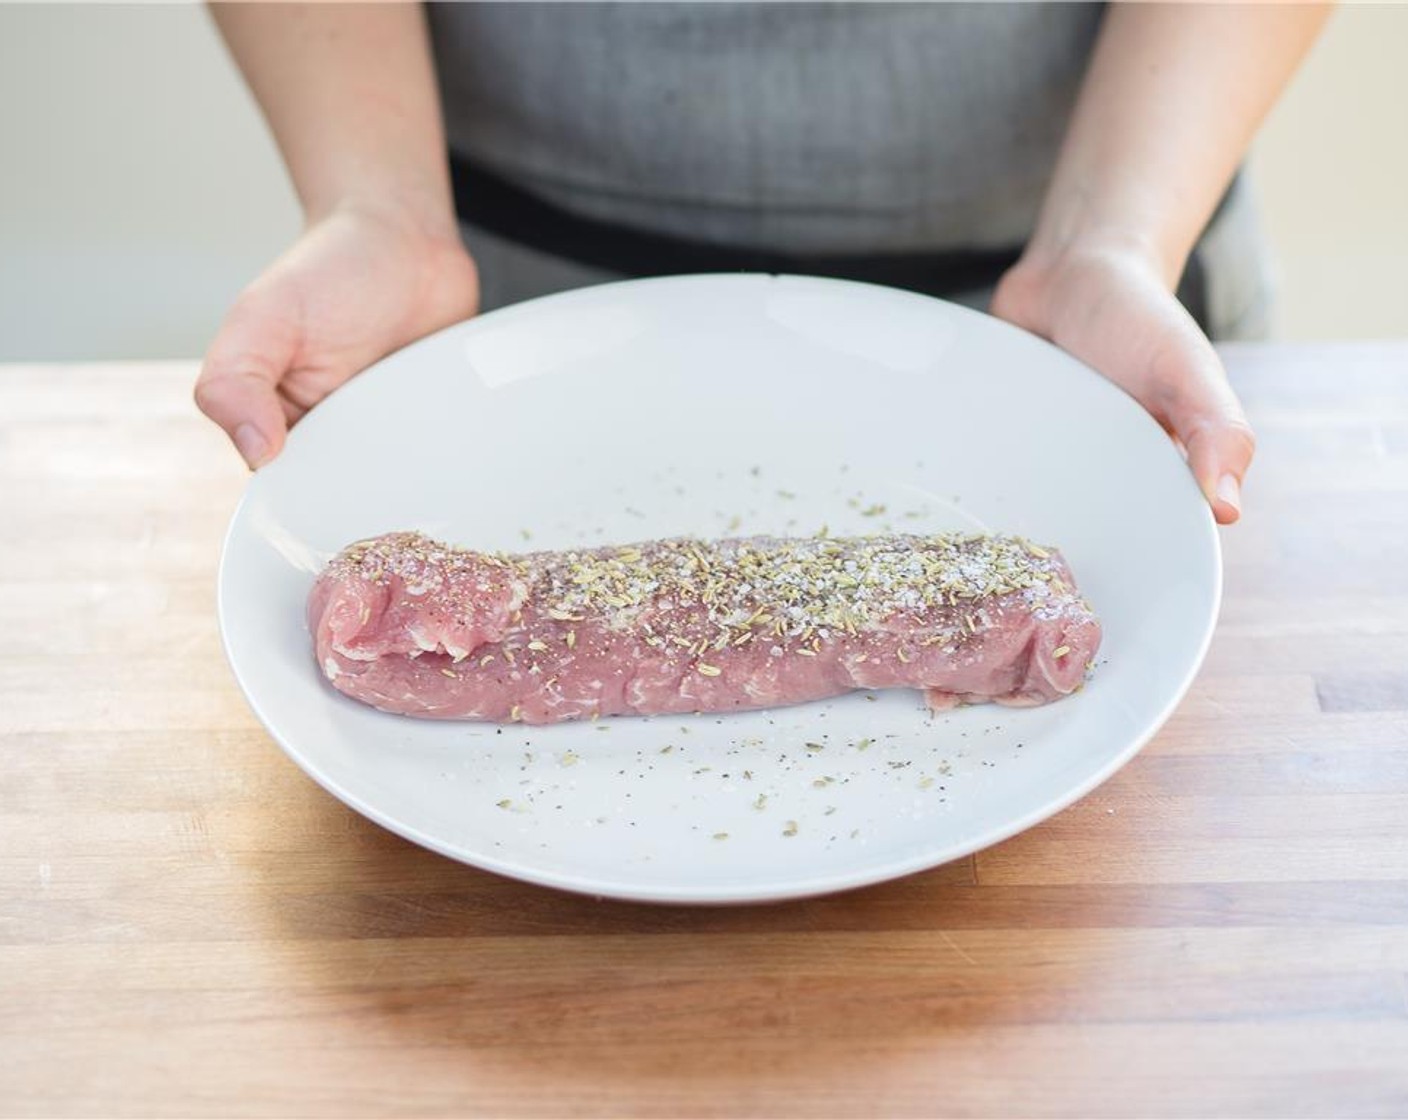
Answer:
428, 2, 1270, 339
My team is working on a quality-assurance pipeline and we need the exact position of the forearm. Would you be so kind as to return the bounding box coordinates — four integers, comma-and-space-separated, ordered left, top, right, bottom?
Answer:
209, 2, 455, 236
1027, 2, 1331, 287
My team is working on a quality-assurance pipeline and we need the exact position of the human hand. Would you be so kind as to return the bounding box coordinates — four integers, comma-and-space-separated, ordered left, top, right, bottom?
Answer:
195, 202, 479, 468
991, 243, 1254, 525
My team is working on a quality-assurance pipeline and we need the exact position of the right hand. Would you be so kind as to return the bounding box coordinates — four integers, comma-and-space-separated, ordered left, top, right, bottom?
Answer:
195, 202, 480, 468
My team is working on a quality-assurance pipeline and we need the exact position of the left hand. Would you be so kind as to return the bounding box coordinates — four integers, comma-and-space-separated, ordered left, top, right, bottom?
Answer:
991, 243, 1254, 525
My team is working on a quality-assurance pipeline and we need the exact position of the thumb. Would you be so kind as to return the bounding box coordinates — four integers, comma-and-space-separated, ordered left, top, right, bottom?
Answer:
1184, 414, 1257, 526
1158, 342, 1256, 526
194, 292, 298, 469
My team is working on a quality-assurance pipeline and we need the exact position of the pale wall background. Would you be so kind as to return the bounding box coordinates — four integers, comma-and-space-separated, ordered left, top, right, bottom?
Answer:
1247, 2, 1408, 341
0, 3, 1404, 361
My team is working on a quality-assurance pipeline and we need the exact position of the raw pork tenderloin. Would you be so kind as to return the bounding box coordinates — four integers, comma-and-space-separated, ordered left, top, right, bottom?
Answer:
308, 531, 1101, 724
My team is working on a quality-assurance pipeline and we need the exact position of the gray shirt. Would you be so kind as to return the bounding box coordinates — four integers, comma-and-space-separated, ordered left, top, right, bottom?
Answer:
429, 2, 1103, 254
427, 2, 1270, 338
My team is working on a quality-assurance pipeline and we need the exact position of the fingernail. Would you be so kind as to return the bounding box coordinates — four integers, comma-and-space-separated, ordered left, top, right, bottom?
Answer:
1215, 473, 1241, 516
234, 423, 270, 469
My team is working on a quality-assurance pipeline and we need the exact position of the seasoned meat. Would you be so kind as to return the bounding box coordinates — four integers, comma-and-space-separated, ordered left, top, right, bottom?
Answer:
308, 531, 1101, 724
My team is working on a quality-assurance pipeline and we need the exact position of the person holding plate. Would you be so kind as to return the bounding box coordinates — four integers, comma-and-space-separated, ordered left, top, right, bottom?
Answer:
194, 2, 1329, 525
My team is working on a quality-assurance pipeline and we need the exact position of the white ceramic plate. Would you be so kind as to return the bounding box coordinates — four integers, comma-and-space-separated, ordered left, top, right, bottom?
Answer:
218, 274, 1219, 904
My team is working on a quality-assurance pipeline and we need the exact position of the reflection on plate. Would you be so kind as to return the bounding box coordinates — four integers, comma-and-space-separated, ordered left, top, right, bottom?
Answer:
217, 274, 1219, 904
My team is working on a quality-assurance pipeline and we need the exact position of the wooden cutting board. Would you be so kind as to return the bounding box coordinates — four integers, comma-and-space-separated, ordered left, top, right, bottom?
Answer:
2, 344, 1406, 1117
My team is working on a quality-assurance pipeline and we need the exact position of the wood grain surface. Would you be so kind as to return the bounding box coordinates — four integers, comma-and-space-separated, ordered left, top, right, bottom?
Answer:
2, 345, 1406, 1118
